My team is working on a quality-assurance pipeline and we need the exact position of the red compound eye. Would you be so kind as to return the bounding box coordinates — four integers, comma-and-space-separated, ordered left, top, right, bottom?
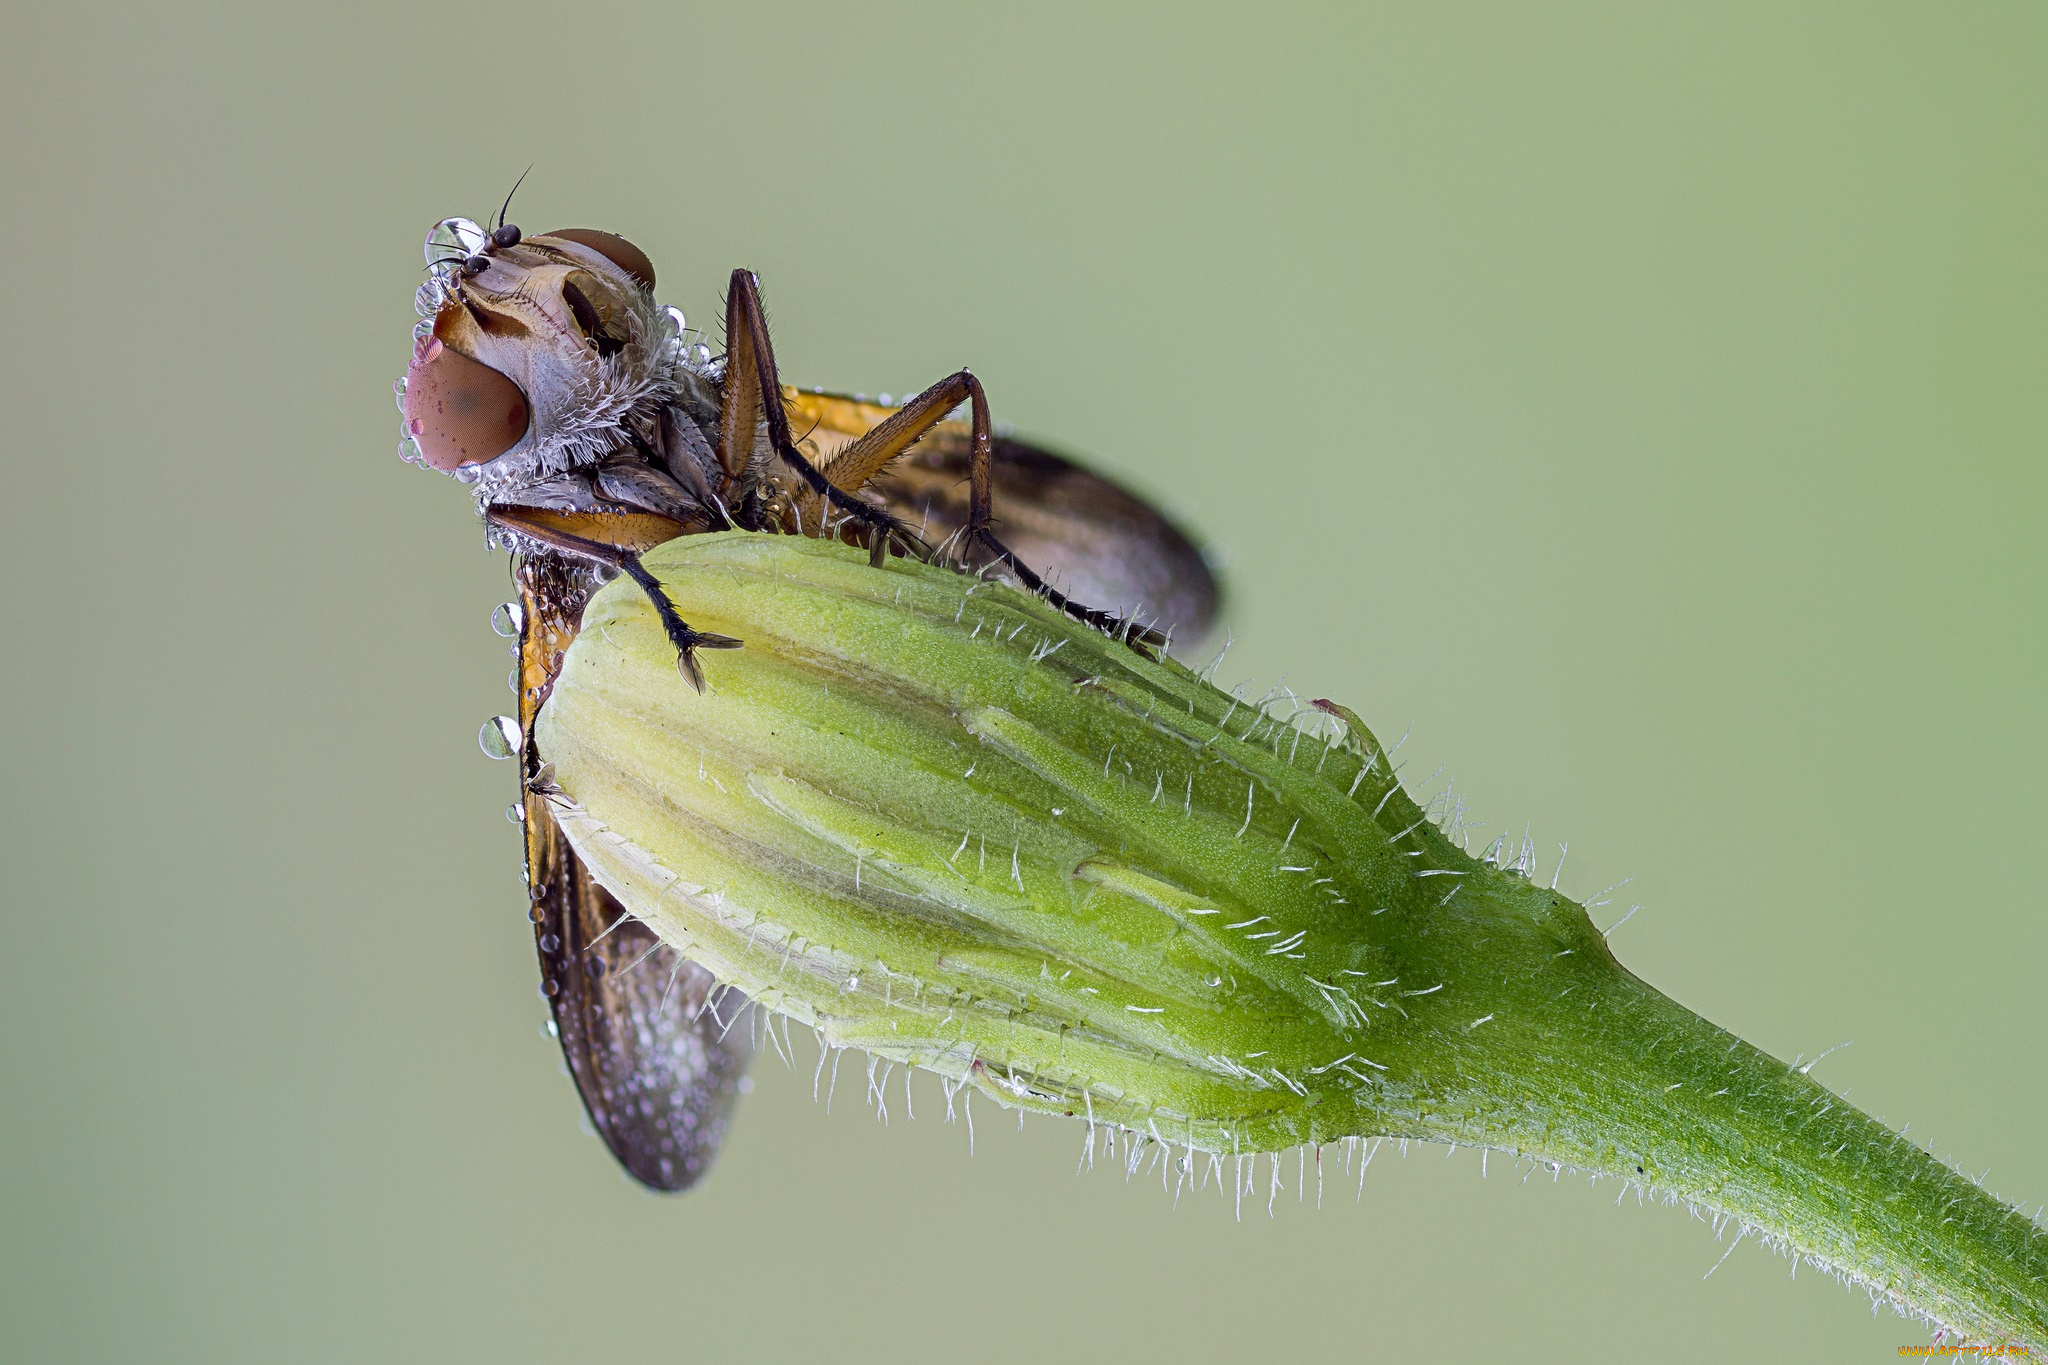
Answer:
541, 228, 656, 291
403, 336, 529, 469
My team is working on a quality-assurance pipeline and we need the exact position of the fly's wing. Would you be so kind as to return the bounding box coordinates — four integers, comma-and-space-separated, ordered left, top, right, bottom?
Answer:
888, 431, 1220, 639
517, 554, 752, 1191
783, 389, 1221, 642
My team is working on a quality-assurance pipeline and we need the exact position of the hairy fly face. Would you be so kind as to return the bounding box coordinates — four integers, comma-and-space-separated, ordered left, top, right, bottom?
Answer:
399, 219, 705, 504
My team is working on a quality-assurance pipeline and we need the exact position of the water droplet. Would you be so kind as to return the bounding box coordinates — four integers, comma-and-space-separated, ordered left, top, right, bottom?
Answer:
541, 977, 561, 997
490, 601, 523, 637
545, 1019, 559, 1039
539, 933, 560, 953
583, 956, 607, 980
479, 715, 519, 759
878, 393, 893, 406
507, 668, 519, 693
505, 803, 524, 824
426, 217, 487, 264
664, 304, 687, 333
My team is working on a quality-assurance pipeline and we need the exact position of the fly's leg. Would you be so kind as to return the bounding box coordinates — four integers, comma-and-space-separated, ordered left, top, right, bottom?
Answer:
718, 279, 1157, 648
946, 373, 1165, 650
486, 507, 741, 691
613, 556, 743, 692
719, 270, 927, 562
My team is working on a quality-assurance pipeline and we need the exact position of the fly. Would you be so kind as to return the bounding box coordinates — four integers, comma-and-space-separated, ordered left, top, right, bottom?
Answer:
397, 196, 1219, 1191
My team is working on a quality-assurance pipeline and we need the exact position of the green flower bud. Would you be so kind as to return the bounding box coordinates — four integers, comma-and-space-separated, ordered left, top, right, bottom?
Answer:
536, 532, 1505, 1151
538, 532, 2046, 1349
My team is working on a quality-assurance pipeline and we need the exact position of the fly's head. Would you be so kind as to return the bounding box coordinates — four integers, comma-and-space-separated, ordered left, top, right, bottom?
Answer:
397, 217, 709, 503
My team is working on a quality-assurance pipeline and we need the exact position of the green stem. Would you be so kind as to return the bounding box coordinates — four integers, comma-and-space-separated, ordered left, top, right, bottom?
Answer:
1382, 936, 2048, 1348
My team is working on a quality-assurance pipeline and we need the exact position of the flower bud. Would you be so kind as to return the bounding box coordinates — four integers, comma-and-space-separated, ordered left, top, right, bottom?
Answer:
536, 532, 1605, 1156
534, 533, 2048, 1347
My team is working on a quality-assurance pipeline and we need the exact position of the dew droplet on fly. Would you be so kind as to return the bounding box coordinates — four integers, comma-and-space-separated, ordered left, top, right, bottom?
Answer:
491, 601, 523, 637
479, 715, 520, 760
426, 217, 487, 265
505, 803, 525, 824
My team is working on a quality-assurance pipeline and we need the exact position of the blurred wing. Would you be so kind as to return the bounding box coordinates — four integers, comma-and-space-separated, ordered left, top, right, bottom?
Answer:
518, 554, 753, 1192
784, 389, 1221, 644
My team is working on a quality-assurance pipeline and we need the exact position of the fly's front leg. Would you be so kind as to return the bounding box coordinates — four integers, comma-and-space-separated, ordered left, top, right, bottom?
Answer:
720, 270, 925, 561
485, 507, 741, 692
612, 556, 742, 692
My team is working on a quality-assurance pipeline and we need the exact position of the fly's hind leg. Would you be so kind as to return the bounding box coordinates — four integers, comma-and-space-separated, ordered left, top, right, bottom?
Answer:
841, 368, 1158, 648
952, 379, 1166, 651
486, 507, 741, 692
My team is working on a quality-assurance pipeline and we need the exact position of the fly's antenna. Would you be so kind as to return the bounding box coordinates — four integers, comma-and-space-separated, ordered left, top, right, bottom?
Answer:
496, 164, 533, 231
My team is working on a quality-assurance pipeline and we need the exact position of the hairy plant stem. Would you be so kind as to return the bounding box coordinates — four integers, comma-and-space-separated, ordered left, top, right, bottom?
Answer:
538, 531, 2046, 1346
1374, 938, 2047, 1348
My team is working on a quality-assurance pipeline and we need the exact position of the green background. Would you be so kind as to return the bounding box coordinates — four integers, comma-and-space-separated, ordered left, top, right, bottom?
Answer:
6, 3, 2042, 1359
